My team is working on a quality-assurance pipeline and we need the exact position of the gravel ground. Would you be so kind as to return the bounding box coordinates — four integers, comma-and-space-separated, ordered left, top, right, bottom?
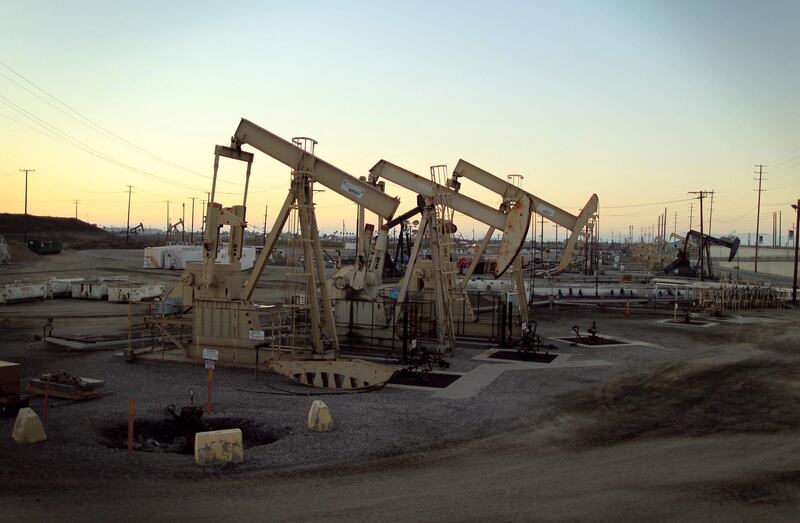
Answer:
2, 294, 796, 482
2, 248, 799, 522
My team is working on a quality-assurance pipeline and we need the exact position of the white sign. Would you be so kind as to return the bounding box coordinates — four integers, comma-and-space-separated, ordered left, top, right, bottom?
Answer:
340, 180, 365, 199
204, 359, 215, 370
248, 329, 265, 340
538, 203, 556, 218
202, 348, 219, 361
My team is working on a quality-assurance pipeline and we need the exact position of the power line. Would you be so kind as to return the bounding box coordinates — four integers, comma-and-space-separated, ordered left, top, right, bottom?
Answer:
0, 97, 205, 192
0, 61, 240, 186
603, 197, 693, 209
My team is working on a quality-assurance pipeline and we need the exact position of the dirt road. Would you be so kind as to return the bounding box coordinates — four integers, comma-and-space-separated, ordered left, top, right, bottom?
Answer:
4, 424, 799, 522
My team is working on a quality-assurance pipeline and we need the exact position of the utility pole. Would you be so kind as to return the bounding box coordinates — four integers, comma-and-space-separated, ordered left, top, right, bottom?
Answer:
772, 212, 777, 247
540, 215, 544, 265
264, 204, 271, 246
657, 215, 661, 243
673, 211, 677, 235
707, 192, 714, 237
791, 200, 799, 305
754, 164, 765, 273
73, 200, 79, 220
689, 203, 693, 231
19, 169, 35, 244
689, 191, 712, 280
553, 224, 559, 260
165, 200, 171, 243
200, 200, 206, 237
189, 197, 196, 243
779, 211, 782, 248
182, 202, 186, 242
125, 185, 133, 243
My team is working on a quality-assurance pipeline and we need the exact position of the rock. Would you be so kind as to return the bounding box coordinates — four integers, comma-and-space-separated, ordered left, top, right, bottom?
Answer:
12, 407, 47, 444
194, 428, 243, 466
307, 400, 334, 432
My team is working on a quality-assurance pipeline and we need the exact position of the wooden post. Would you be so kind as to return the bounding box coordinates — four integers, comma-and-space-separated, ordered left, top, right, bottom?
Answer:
207, 368, 213, 412
42, 380, 49, 424
127, 398, 135, 455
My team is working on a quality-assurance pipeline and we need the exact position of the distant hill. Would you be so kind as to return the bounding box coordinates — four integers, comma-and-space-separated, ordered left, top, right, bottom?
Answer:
0, 213, 116, 246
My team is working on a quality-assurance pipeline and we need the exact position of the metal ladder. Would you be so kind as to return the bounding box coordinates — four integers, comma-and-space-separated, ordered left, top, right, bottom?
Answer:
428, 165, 460, 353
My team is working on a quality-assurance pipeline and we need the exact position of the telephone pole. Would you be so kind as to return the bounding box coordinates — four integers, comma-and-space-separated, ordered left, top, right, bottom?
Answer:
125, 185, 134, 243
754, 164, 765, 273
165, 201, 171, 243
189, 197, 197, 243
181, 202, 186, 242
73, 200, 79, 220
673, 211, 678, 235
689, 203, 694, 230
689, 191, 712, 280
707, 192, 714, 237
19, 169, 35, 244
200, 200, 206, 237
263, 204, 268, 245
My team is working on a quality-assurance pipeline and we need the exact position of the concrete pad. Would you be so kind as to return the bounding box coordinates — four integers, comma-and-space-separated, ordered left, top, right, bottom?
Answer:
194, 428, 243, 466
434, 358, 614, 400
12, 407, 47, 444
307, 400, 334, 432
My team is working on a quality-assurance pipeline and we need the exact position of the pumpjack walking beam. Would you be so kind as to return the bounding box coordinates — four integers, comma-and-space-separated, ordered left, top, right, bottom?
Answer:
232, 119, 401, 301
452, 160, 598, 274
369, 160, 531, 277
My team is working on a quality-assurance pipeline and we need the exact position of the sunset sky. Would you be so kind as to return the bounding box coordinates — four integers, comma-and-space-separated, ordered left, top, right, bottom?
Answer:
1, 1, 799, 242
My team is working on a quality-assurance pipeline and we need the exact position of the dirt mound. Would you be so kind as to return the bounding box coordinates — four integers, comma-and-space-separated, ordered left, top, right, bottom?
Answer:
0, 214, 134, 248
558, 358, 800, 448
4, 239, 41, 263
0, 213, 111, 235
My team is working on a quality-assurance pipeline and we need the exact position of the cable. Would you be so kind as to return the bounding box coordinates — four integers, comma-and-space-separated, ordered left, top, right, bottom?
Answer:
0, 99, 206, 192
0, 61, 242, 187
603, 197, 693, 209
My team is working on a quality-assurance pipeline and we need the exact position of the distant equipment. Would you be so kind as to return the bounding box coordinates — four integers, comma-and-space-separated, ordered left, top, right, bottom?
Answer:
127, 222, 144, 236
663, 229, 740, 280
27, 239, 62, 255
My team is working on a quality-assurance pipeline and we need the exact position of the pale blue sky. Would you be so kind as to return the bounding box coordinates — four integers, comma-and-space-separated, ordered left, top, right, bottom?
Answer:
1, 0, 798, 240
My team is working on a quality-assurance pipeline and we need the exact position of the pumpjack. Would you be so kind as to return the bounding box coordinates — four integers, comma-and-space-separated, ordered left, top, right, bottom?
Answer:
663, 229, 740, 280
157, 119, 400, 388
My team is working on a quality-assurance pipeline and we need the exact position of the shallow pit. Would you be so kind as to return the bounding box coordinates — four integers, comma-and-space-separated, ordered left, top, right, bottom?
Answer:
100, 417, 287, 454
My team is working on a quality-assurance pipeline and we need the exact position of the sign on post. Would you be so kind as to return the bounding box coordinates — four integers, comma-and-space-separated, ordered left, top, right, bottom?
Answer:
203, 347, 218, 370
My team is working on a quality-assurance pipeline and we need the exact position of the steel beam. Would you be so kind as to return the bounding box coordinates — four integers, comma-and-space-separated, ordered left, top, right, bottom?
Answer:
370, 160, 507, 230
233, 119, 400, 219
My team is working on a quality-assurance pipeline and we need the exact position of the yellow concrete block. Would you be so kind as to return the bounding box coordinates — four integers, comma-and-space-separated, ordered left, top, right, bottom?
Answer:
12, 407, 47, 444
194, 428, 243, 466
307, 400, 334, 432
